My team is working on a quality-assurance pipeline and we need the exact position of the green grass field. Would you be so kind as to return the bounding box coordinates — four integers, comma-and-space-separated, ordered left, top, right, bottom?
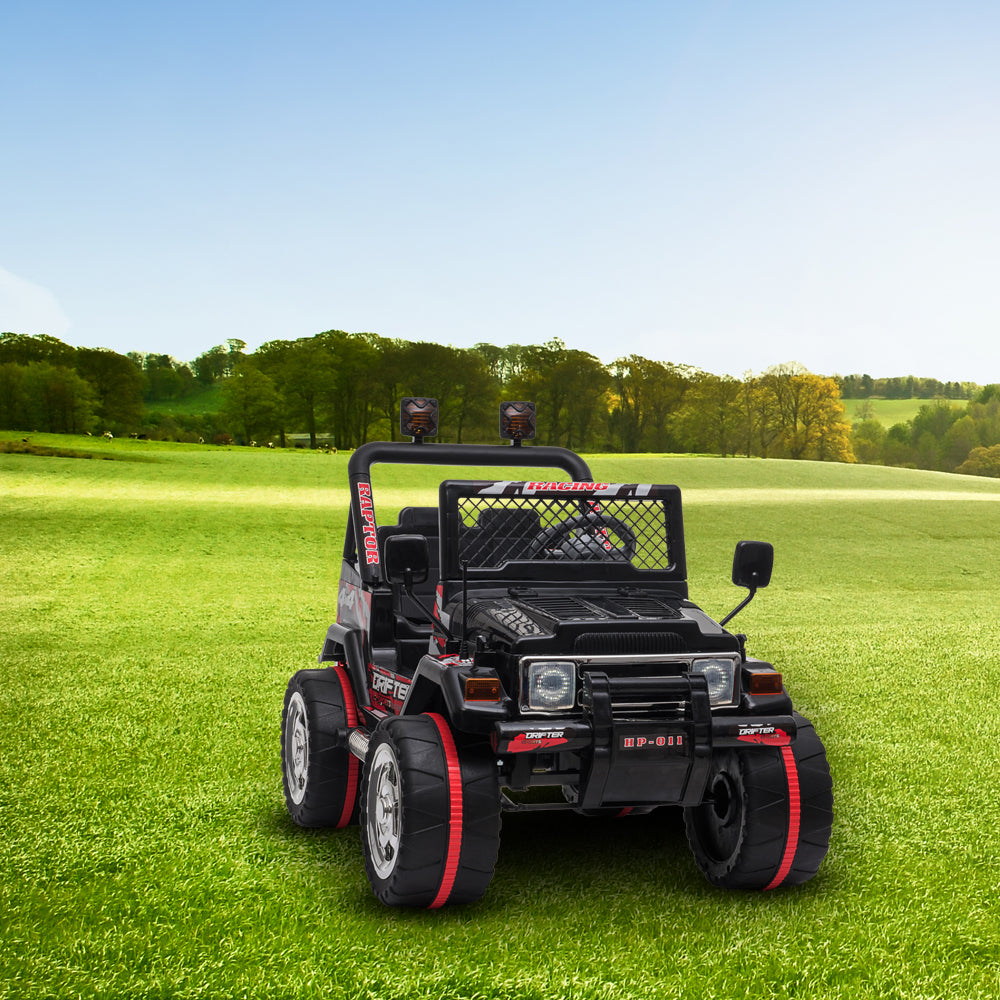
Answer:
2, 435, 999, 999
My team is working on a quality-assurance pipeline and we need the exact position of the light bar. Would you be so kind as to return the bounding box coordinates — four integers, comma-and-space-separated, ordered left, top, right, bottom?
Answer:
500, 401, 536, 444
400, 397, 438, 441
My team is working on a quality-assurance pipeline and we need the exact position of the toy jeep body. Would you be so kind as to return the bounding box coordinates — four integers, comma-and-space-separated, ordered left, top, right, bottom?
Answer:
281, 400, 832, 908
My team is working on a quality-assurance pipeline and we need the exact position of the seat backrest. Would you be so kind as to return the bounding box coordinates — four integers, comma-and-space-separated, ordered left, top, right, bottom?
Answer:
377, 506, 439, 599
463, 507, 541, 566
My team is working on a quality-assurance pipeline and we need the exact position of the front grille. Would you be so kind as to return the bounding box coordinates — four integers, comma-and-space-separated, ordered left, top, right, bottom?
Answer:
573, 631, 686, 655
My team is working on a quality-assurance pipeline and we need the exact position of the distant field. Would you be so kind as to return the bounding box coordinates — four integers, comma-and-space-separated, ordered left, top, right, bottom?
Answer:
2, 435, 999, 999
843, 396, 964, 427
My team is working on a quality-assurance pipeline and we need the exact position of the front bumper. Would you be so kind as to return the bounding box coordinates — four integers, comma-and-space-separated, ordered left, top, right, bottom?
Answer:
492, 671, 797, 810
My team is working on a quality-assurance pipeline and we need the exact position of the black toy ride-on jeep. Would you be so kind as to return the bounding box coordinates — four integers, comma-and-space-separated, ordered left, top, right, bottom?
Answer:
281, 399, 833, 908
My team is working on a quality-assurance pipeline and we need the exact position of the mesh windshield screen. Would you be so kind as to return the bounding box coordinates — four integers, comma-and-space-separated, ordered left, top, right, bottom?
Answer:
446, 483, 677, 573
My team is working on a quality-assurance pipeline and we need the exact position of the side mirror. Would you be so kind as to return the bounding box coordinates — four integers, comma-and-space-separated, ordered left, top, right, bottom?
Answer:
732, 540, 773, 590
383, 534, 429, 587
720, 541, 773, 628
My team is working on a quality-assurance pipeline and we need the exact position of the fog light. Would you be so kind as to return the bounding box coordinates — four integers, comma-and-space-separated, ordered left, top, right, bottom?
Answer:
524, 660, 576, 711
400, 397, 438, 440
500, 401, 536, 442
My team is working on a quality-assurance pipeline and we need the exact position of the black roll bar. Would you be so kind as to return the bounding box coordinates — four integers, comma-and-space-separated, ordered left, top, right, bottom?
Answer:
345, 440, 595, 584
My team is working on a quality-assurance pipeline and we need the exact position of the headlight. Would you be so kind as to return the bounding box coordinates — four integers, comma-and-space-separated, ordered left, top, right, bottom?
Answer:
691, 656, 738, 706
523, 660, 576, 712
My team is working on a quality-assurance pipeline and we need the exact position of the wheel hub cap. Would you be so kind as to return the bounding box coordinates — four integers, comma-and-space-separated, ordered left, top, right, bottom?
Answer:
367, 743, 401, 879
284, 692, 309, 805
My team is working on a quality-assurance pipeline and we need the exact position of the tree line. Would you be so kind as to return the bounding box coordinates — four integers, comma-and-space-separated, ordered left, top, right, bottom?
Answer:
835, 373, 977, 400
850, 388, 1000, 475
3, 329, 1000, 477
0, 330, 854, 460
214, 334, 855, 462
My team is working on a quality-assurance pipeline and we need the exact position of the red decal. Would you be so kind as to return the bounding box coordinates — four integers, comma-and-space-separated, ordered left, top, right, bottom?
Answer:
368, 664, 409, 714
332, 664, 359, 829
426, 713, 462, 909
737, 727, 791, 747
506, 732, 569, 754
764, 745, 801, 890
524, 481, 610, 492
357, 483, 379, 565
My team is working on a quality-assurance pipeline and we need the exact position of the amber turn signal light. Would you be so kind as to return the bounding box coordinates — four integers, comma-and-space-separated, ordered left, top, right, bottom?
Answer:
464, 677, 502, 701
748, 672, 783, 695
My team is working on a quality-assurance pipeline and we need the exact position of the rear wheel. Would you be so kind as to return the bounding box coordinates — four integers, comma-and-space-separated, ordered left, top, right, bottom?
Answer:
684, 712, 833, 889
360, 713, 500, 908
281, 666, 360, 828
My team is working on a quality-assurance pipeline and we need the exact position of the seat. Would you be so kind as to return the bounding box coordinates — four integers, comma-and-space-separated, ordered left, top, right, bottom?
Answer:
463, 507, 541, 567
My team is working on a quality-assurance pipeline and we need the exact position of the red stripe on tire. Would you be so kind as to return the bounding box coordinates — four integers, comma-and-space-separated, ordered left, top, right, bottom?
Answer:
332, 665, 359, 830
765, 745, 801, 890
426, 713, 463, 909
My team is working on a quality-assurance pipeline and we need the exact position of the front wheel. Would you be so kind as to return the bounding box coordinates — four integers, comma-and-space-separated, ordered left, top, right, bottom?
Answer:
684, 712, 833, 889
281, 666, 360, 828
360, 713, 501, 908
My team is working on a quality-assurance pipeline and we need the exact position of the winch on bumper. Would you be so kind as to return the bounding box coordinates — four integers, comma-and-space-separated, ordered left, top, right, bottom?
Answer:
492, 670, 798, 811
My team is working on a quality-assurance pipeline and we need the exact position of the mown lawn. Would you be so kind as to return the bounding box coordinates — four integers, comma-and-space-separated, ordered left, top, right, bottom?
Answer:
2, 436, 999, 999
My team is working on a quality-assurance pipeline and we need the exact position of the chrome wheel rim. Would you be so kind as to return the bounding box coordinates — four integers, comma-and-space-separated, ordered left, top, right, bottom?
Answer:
284, 691, 309, 806
367, 742, 401, 879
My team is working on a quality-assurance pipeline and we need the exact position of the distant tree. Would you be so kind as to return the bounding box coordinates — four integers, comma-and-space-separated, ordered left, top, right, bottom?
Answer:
321, 331, 379, 448
75, 348, 144, 431
472, 342, 532, 386
24, 363, 98, 434
219, 362, 281, 444
607, 355, 688, 452
193, 339, 246, 385
679, 374, 743, 456
0, 363, 29, 429
258, 337, 336, 449
883, 422, 916, 467
758, 366, 853, 461
0, 332, 77, 367
851, 418, 887, 465
505, 340, 609, 450
129, 352, 196, 401
956, 445, 1000, 478
440, 346, 495, 444
942, 414, 979, 471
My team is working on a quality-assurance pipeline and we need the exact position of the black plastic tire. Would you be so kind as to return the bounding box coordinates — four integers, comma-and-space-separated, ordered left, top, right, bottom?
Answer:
360, 713, 501, 908
281, 666, 361, 828
684, 712, 833, 889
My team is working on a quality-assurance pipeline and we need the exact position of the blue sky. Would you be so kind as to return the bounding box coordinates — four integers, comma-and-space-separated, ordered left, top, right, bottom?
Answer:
2, 1, 999, 382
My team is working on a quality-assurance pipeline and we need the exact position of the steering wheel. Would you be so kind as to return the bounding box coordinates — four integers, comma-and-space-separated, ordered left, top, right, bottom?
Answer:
529, 512, 637, 562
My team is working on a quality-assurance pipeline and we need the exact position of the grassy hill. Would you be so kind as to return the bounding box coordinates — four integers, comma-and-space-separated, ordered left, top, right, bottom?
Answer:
3, 437, 999, 998
842, 396, 963, 428
145, 383, 224, 416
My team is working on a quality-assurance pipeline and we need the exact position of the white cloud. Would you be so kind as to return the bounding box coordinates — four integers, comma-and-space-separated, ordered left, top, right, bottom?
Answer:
0, 267, 71, 337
